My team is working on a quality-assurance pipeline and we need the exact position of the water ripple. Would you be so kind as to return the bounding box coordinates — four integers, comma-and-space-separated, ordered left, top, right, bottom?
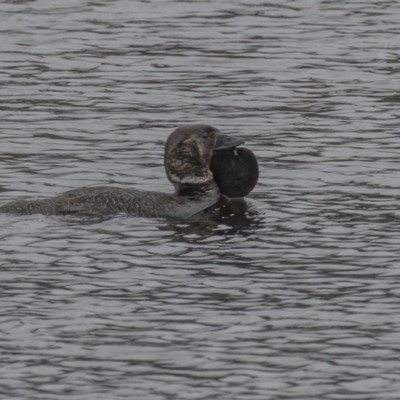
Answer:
2, 0, 400, 399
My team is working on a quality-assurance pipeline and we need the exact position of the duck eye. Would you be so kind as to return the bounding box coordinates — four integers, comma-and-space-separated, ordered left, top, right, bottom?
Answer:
202, 132, 211, 139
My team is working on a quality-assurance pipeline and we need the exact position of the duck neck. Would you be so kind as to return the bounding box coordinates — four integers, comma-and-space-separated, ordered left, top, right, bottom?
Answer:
176, 179, 219, 197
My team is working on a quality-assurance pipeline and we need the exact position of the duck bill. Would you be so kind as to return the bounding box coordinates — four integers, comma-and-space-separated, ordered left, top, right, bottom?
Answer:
213, 134, 245, 152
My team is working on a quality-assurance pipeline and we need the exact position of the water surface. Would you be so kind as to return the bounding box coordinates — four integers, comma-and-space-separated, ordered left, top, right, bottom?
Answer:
1, 0, 400, 399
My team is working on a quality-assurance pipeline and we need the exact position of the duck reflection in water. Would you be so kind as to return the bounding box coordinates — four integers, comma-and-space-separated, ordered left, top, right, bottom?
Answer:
0, 125, 259, 222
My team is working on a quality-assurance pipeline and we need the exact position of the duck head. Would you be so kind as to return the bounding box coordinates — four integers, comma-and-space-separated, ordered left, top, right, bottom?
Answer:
165, 125, 220, 196
165, 124, 258, 198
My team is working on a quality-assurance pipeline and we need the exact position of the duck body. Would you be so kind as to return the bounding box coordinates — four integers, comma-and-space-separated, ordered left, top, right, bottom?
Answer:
0, 186, 220, 219
0, 125, 258, 220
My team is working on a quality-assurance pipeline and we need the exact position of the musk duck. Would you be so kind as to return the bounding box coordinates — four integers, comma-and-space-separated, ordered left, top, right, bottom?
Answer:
0, 124, 258, 219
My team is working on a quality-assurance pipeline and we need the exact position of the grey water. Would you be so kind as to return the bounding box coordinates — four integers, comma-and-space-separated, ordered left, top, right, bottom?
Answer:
1, 0, 400, 398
